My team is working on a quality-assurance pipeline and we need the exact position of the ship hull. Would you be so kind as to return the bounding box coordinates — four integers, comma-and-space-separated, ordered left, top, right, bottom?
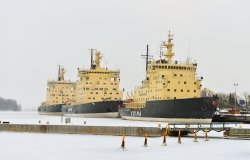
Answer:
119, 97, 217, 124
37, 104, 63, 115
63, 100, 122, 118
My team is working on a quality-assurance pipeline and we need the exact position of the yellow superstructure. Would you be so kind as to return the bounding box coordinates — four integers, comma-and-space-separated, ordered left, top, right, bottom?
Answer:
131, 31, 202, 108
74, 49, 123, 104
43, 66, 76, 106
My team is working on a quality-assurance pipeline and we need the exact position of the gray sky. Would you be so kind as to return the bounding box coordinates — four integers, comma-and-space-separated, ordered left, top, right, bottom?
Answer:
0, 0, 250, 109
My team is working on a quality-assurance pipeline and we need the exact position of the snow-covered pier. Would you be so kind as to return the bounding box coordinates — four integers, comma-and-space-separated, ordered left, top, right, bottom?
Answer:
0, 124, 162, 137
1, 122, 250, 139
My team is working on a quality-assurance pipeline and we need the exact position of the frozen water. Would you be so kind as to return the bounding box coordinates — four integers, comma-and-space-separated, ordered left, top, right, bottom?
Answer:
0, 111, 170, 127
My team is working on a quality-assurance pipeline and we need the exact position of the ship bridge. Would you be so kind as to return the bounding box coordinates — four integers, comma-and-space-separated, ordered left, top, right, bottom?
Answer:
78, 69, 120, 78
148, 62, 197, 72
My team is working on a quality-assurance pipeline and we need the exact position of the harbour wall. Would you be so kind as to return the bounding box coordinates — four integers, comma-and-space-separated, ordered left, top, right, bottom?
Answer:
0, 124, 163, 137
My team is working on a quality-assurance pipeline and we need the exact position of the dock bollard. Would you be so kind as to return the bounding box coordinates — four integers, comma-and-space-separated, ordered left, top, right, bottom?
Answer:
204, 128, 209, 141
193, 130, 198, 143
178, 129, 181, 144
144, 132, 148, 147
121, 132, 126, 150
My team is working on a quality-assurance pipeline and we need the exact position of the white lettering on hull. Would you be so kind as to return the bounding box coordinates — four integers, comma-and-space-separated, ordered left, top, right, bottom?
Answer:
130, 111, 142, 117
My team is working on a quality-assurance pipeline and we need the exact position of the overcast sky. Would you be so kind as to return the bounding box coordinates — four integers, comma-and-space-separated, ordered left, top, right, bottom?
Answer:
0, 0, 250, 109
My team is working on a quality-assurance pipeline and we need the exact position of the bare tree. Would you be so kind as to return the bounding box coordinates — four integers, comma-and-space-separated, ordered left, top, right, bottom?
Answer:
201, 88, 215, 97
243, 91, 249, 107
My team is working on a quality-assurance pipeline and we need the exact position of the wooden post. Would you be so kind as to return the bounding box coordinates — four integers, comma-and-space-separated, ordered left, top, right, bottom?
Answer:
204, 128, 209, 141
178, 129, 181, 144
193, 130, 198, 142
162, 127, 167, 146
144, 132, 148, 147
121, 132, 126, 150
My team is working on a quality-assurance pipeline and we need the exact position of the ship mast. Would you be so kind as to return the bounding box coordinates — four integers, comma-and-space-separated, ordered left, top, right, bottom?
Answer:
89, 49, 95, 69
141, 44, 152, 72
95, 50, 102, 69
58, 65, 61, 81
60, 67, 65, 81
163, 31, 175, 64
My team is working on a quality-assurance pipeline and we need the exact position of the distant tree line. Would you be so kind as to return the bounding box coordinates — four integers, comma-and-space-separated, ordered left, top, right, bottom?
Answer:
0, 97, 22, 111
201, 89, 250, 109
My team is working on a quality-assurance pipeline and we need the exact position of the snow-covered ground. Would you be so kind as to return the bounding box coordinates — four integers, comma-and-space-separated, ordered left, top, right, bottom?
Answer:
0, 132, 249, 160
0, 111, 249, 160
